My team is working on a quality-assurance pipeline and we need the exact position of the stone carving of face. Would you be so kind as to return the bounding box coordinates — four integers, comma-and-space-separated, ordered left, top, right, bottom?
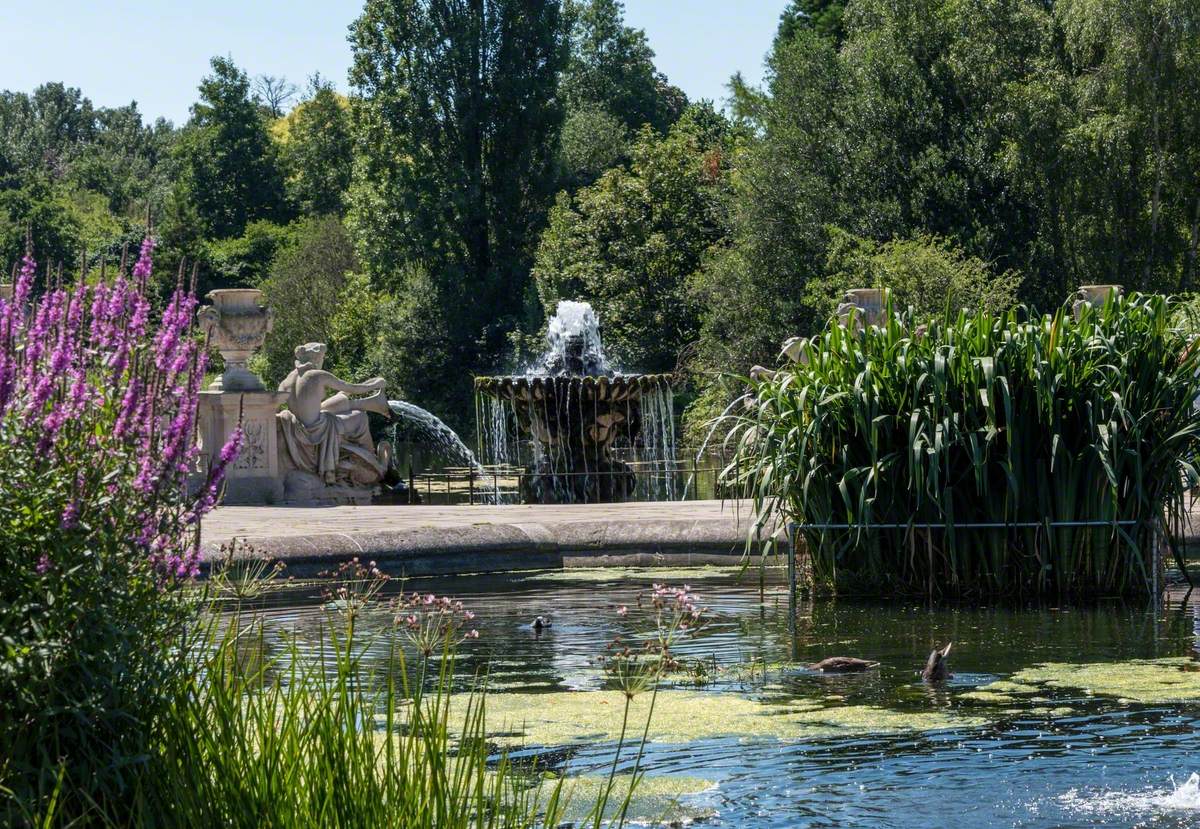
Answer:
295, 342, 327, 370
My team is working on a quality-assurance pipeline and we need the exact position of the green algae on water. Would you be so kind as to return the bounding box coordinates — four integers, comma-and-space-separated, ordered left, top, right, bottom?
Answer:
538, 774, 718, 825
517, 566, 785, 584
457, 690, 986, 747
1009, 657, 1200, 704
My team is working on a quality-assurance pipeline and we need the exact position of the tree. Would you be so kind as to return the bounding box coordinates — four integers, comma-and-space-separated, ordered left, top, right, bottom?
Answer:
256, 215, 359, 385
280, 76, 352, 215
254, 74, 298, 118
172, 56, 287, 240
1057, 0, 1200, 291
0, 84, 97, 183
534, 106, 731, 372
560, 0, 686, 133
776, 0, 846, 46
556, 105, 629, 189
349, 0, 568, 425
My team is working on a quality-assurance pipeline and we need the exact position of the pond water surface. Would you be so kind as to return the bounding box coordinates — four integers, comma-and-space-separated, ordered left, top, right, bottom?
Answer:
255, 568, 1200, 828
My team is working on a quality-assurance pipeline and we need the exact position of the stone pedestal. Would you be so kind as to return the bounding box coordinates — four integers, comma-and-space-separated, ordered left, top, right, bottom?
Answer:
837, 288, 887, 329
1073, 284, 1123, 320
197, 390, 288, 505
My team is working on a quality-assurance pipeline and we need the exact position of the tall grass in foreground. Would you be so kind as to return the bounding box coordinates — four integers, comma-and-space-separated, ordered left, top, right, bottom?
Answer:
725, 293, 1200, 599
138, 614, 567, 828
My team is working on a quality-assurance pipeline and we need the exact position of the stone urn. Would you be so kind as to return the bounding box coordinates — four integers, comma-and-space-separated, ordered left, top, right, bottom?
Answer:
837, 287, 887, 329
1073, 284, 1123, 320
197, 288, 273, 391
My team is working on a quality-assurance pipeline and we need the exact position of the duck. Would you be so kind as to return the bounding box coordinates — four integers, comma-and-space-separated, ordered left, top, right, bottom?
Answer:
921, 642, 953, 682
531, 616, 552, 632
808, 656, 880, 673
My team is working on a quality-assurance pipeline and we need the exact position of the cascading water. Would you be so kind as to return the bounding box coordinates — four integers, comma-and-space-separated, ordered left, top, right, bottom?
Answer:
475, 300, 677, 504
387, 400, 485, 473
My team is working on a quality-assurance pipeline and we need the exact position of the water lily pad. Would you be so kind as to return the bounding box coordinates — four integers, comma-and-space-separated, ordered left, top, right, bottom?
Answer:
1009, 657, 1200, 704
456, 689, 986, 747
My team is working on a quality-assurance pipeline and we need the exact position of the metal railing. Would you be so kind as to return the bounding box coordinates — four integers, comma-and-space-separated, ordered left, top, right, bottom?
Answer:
399, 446, 739, 505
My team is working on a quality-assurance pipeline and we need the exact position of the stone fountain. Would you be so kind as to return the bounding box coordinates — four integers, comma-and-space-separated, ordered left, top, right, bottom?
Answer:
475, 301, 675, 504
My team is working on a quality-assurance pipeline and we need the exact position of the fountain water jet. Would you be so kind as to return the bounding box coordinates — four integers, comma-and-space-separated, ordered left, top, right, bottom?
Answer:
475, 301, 676, 504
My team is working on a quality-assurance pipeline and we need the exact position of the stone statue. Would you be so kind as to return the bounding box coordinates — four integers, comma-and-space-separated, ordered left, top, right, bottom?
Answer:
276, 342, 393, 489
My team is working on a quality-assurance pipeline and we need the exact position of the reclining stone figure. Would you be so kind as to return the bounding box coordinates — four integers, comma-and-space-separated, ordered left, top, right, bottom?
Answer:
276, 342, 392, 488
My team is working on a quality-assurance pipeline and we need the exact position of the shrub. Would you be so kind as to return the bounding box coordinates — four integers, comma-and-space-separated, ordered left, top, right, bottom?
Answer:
808, 229, 1022, 320
727, 293, 1200, 598
0, 240, 239, 821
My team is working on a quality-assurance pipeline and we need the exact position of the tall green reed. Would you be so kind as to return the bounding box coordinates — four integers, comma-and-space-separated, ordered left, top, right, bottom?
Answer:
724, 293, 1200, 599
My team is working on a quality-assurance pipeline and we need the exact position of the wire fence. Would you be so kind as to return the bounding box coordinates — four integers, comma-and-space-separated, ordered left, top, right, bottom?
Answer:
397, 445, 740, 505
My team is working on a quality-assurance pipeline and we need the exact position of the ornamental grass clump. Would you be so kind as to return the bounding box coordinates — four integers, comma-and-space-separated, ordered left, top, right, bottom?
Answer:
726, 293, 1200, 599
0, 240, 240, 822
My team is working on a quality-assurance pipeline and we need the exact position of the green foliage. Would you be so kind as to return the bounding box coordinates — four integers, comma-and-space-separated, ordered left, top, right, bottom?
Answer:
808, 230, 1022, 320
727, 294, 1200, 598
777, 0, 846, 46
349, 0, 569, 420
173, 57, 288, 240
694, 0, 1200, 422
0, 180, 83, 268
280, 77, 352, 215
256, 215, 362, 386
133, 609, 574, 829
0, 83, 99, 181
557, 105, 630, 190
203, 218, 297, 289
561, 0, 687, 134
368, 266, 464, 429
535, 107, 731, 372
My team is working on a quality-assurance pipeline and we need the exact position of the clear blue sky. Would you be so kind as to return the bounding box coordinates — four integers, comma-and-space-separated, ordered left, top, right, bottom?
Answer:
0, 1, 785, 124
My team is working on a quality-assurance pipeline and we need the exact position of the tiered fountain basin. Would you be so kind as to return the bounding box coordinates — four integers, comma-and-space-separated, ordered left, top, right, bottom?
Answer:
474, 373, 675, 504
474, 373, 673, 404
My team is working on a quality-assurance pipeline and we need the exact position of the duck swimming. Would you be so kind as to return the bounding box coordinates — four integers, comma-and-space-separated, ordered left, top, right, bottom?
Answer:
921, 642, 952, 682
808, 656, 880, 673
531, 616, 551, 632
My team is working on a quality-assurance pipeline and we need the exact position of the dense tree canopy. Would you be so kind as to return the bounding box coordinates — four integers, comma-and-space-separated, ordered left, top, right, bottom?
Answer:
560, 0, 687, 134
348, 0, 569, 426
279, 76, 352, 216
172, 57, 288, 240
4, 0, 1200, 449
535, 106, 732, 373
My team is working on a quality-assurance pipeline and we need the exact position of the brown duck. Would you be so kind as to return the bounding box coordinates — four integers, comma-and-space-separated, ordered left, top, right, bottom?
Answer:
808, 656, 881, 673
921, 643, 953, 682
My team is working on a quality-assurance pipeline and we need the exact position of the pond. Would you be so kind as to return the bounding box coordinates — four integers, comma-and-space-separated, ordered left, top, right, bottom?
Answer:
252, 567, 1200, 828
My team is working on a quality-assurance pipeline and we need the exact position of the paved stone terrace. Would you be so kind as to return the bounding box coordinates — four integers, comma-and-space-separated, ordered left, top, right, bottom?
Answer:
201, 500, 772, 577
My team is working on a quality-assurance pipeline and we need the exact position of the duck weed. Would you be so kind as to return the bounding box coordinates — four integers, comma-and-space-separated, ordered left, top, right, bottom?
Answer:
534, 775, 717, 825
519, 566, 785, 583
1009, 657, 1200, 704
455, 690, 986, 746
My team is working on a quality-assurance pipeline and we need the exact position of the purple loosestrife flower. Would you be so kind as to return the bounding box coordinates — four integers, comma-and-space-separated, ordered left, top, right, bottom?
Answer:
35, 554, 52, 575
13, 251, 35, 320
37, 405, 66, 454
132, 237, 155, 284
112, 376, 141, 441
11, 236, 215, 586
61, 499, 80, 530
